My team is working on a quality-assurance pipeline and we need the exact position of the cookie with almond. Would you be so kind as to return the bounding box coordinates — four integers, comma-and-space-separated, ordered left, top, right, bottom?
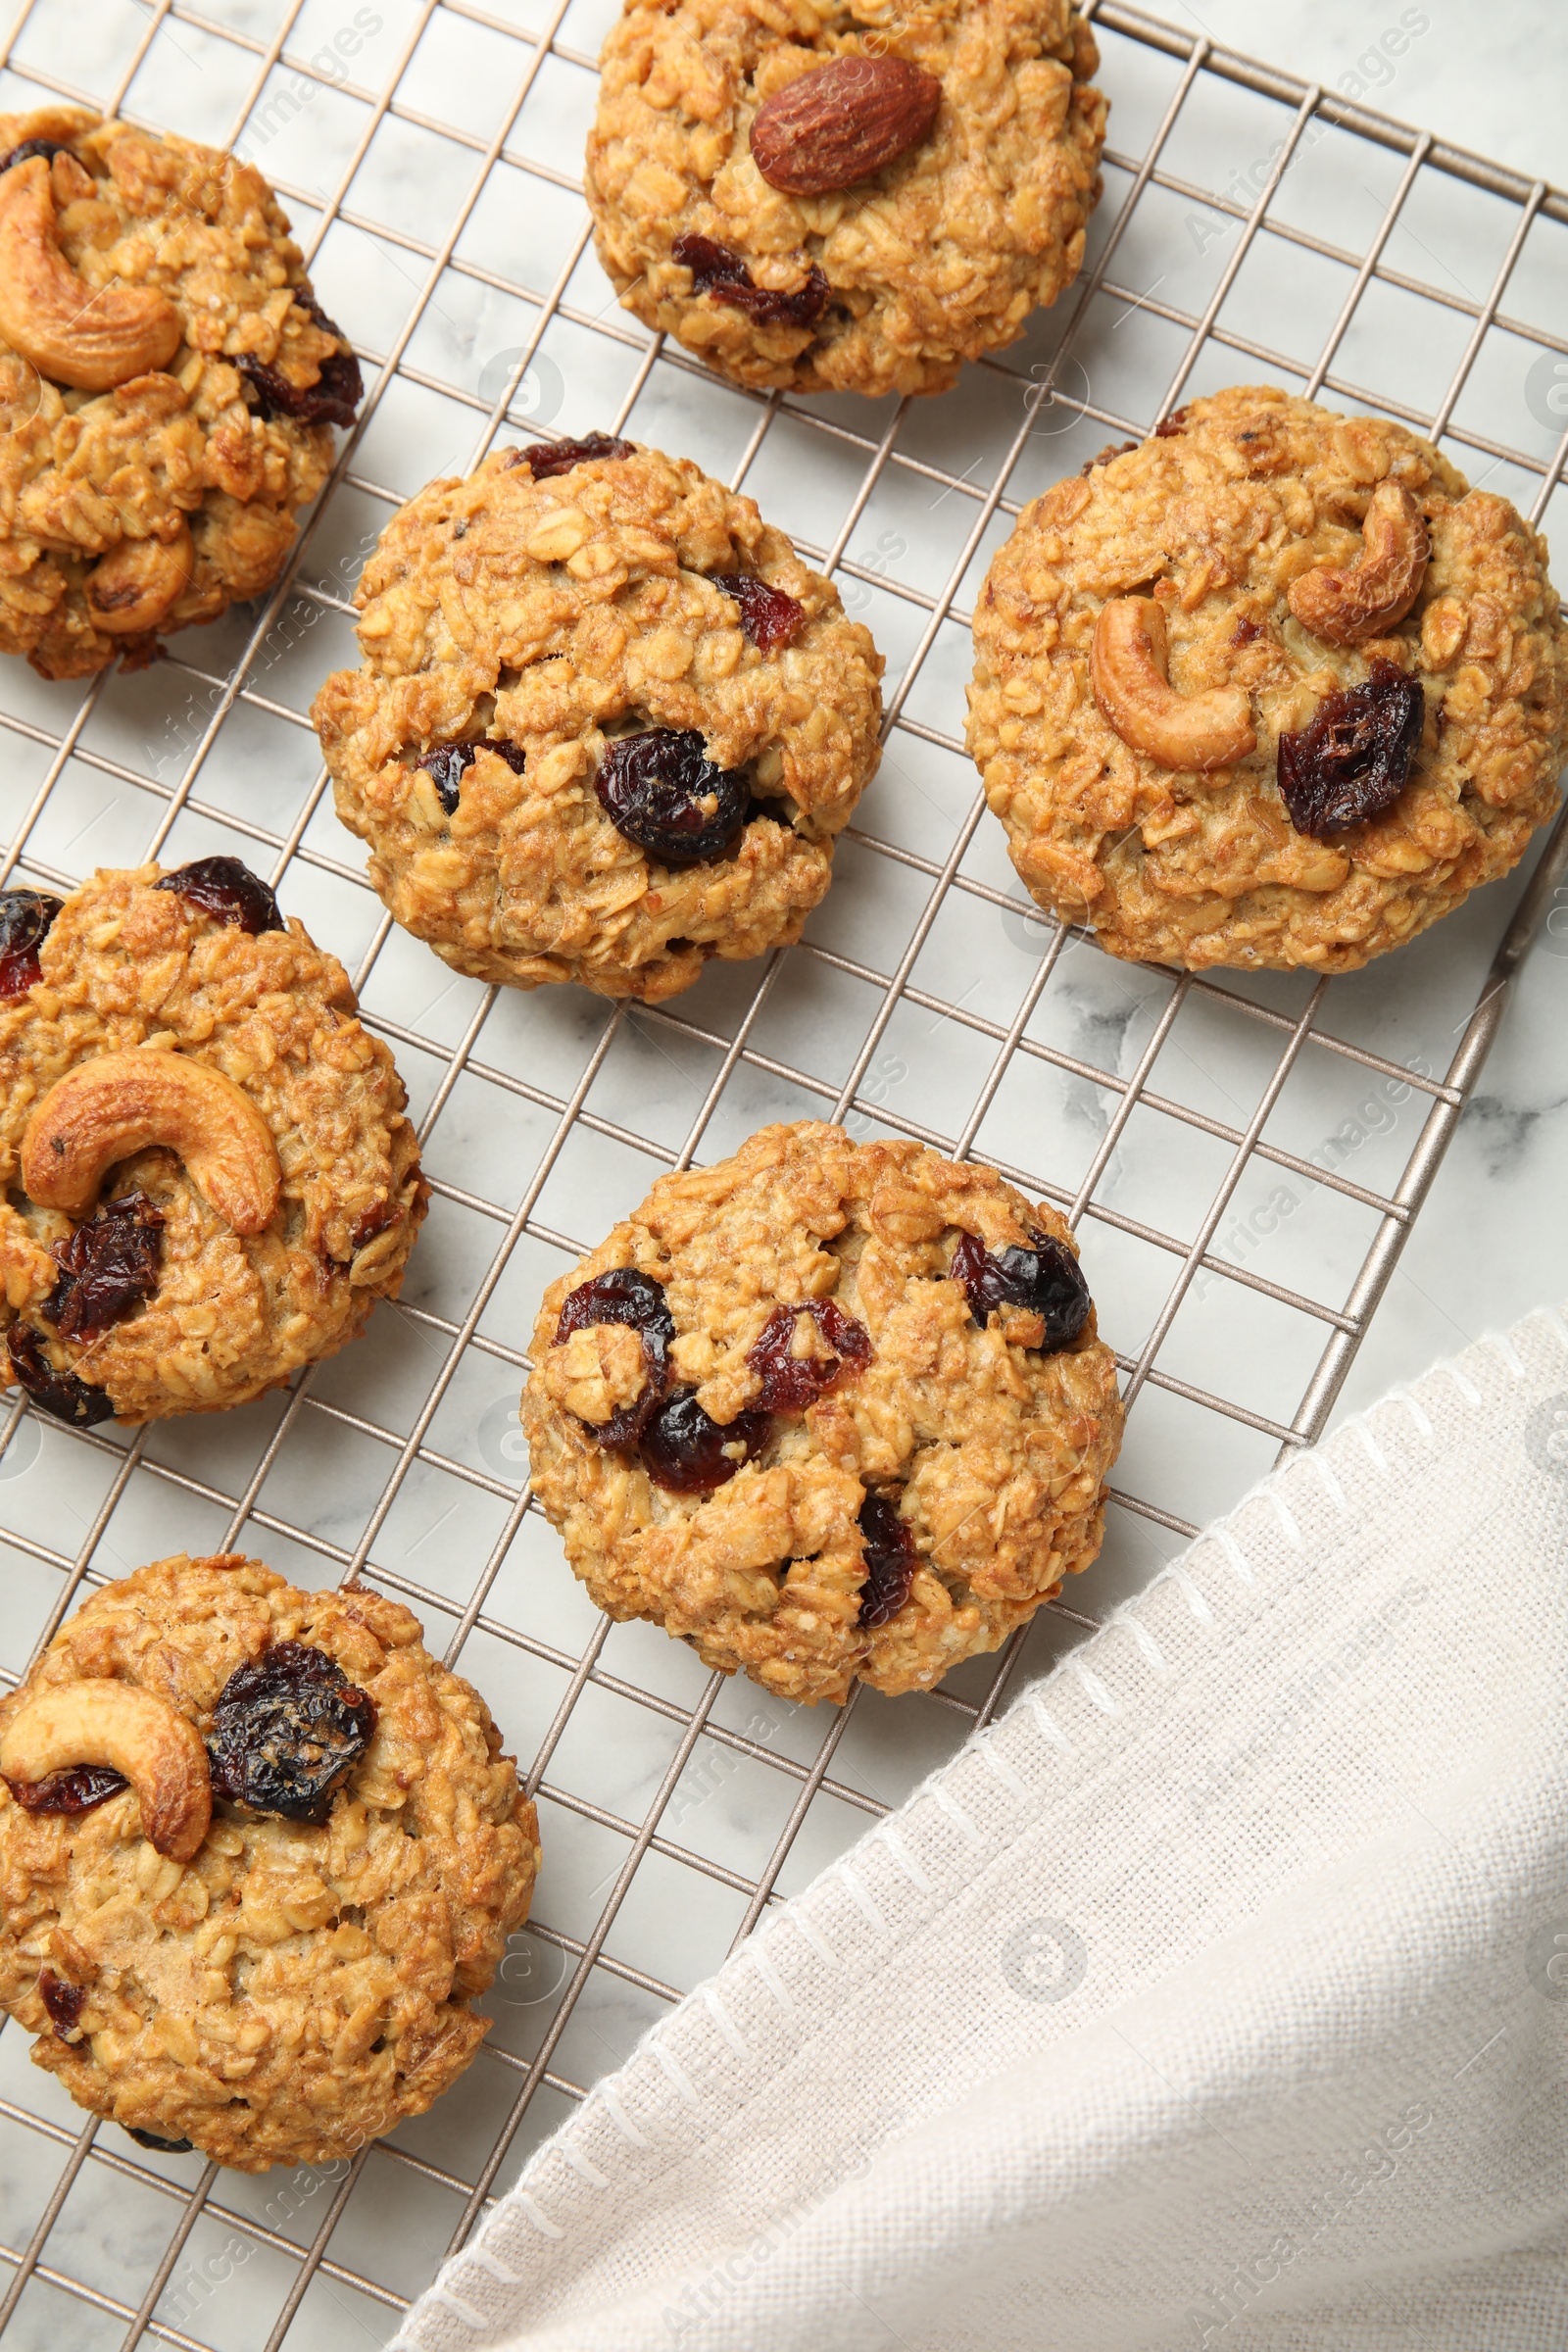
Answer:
585, 0, 1105, 397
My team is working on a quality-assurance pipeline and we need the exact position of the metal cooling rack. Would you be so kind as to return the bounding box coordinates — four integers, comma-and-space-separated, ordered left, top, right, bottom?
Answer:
0, 1, 1563, 2345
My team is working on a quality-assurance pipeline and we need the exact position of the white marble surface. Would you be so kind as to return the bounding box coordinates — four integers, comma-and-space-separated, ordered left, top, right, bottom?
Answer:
1159, 0, 1568, 188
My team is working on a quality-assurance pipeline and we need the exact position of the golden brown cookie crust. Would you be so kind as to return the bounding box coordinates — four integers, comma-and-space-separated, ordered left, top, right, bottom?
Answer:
522, 1121, 1123, 1705
0, 864, 425, 1423
586, 0, 1104, 398
0, 108, 356, 680
968, 385, 1568, 971
312, 441, 884, 1002
0, 1555, 540, 2171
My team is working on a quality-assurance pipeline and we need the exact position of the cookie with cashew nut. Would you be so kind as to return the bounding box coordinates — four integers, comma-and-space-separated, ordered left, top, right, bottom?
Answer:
521, 1120, 1123, 1705
0, 1553, 541, 2170
586, 0, 1105, 397
967, 384, 1568, 972
0, 106, 364, 681
311, 437, 883, 1002
0, 858, 425, 1425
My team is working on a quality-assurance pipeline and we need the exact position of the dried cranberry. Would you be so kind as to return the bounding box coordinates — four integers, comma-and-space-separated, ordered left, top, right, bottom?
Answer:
414, 739, 526, 815
7, 1763, 128, 1815
672, 233, 829, 327
712, 574, 807, 652
514, 432, 634, 479
951, 1230, 1091, 1352
6, 1325, 115, 1426
126, 2128, 194, 2153
206, 1641, 376, 1824
156, 856, 283, 937
0, 140, 70, 175
38, 1967, 84, 2042
747, 1298, 872, 1412
1276, 660, 1425, 838
0, 890, 63, 998
639, 1389, 769, 1494
236, 295, 363, 428
596, 730, 751, 864
858, 1491, 916, 1629
556, 1267, 673, 1348
45, 1193, 164, 1343
555, 1267, 674, 1446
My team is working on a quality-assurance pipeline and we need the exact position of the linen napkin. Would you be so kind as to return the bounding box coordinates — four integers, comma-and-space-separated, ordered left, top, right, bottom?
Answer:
395, 1305, 1568, 2351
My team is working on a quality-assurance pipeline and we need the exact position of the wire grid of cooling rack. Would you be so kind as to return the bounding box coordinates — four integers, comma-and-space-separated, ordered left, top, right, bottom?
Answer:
0, 0, 1562, 2345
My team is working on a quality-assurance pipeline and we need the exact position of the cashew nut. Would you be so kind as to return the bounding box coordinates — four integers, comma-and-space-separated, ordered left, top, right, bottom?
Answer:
21, 1051, 281, 1234
1, 1682, 211, 1861
84, 521, 194, 636
0, 157, 181, 393
1286, 481, 1430, 646
1090, 598, 1257, 772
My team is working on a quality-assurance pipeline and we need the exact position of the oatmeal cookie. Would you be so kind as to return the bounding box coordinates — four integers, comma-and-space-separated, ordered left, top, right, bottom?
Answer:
0, 859, 425, 1425
968, 384, 1568, 971
0, 106, 363, 681
312, 436, 884, 1002
585, 0, 1104, 398
0, 1554, 540, 2170
522, 1120, 1123, 1704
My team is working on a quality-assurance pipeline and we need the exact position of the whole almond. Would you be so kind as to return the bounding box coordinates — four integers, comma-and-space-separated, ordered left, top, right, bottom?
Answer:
750, 56, 942, 198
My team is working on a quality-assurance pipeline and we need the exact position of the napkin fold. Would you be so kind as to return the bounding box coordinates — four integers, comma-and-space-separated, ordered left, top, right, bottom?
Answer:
397, 1306, 1568, 2352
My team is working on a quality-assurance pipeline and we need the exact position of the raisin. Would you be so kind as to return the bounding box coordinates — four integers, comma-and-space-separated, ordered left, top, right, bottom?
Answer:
37, 1967, 84, 2042
7, 1325, 115, 1425
0, 890, 63, 998
1276, 659, 1425, 838
711, 574, 807, 653
640, 1389, 769, 1494
747, 1298, 872, 1412
1233, 615, 1263, 646
7, 1763, 128, 1815
0, 139, 70, 174
206, 1641, 376, 1824
1080, 439, 1139, 475
45, 1193, 164, 1343
414, 739, 526, 815
301, 297, 365, 421
126, 2128, 195, 2153
514, 432, 634, 479
1154, 409, 1188, 437
555, 1266, 674, 1446
672, 233, 829, 327
951, 1230, 1091, 1352
235, 296, 363, 429
858, 1491, 916, 1629
349, 1200, 399, 1253
596, 729, 751, 864
416, 745, 472, 813
155, 856, 283, 936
